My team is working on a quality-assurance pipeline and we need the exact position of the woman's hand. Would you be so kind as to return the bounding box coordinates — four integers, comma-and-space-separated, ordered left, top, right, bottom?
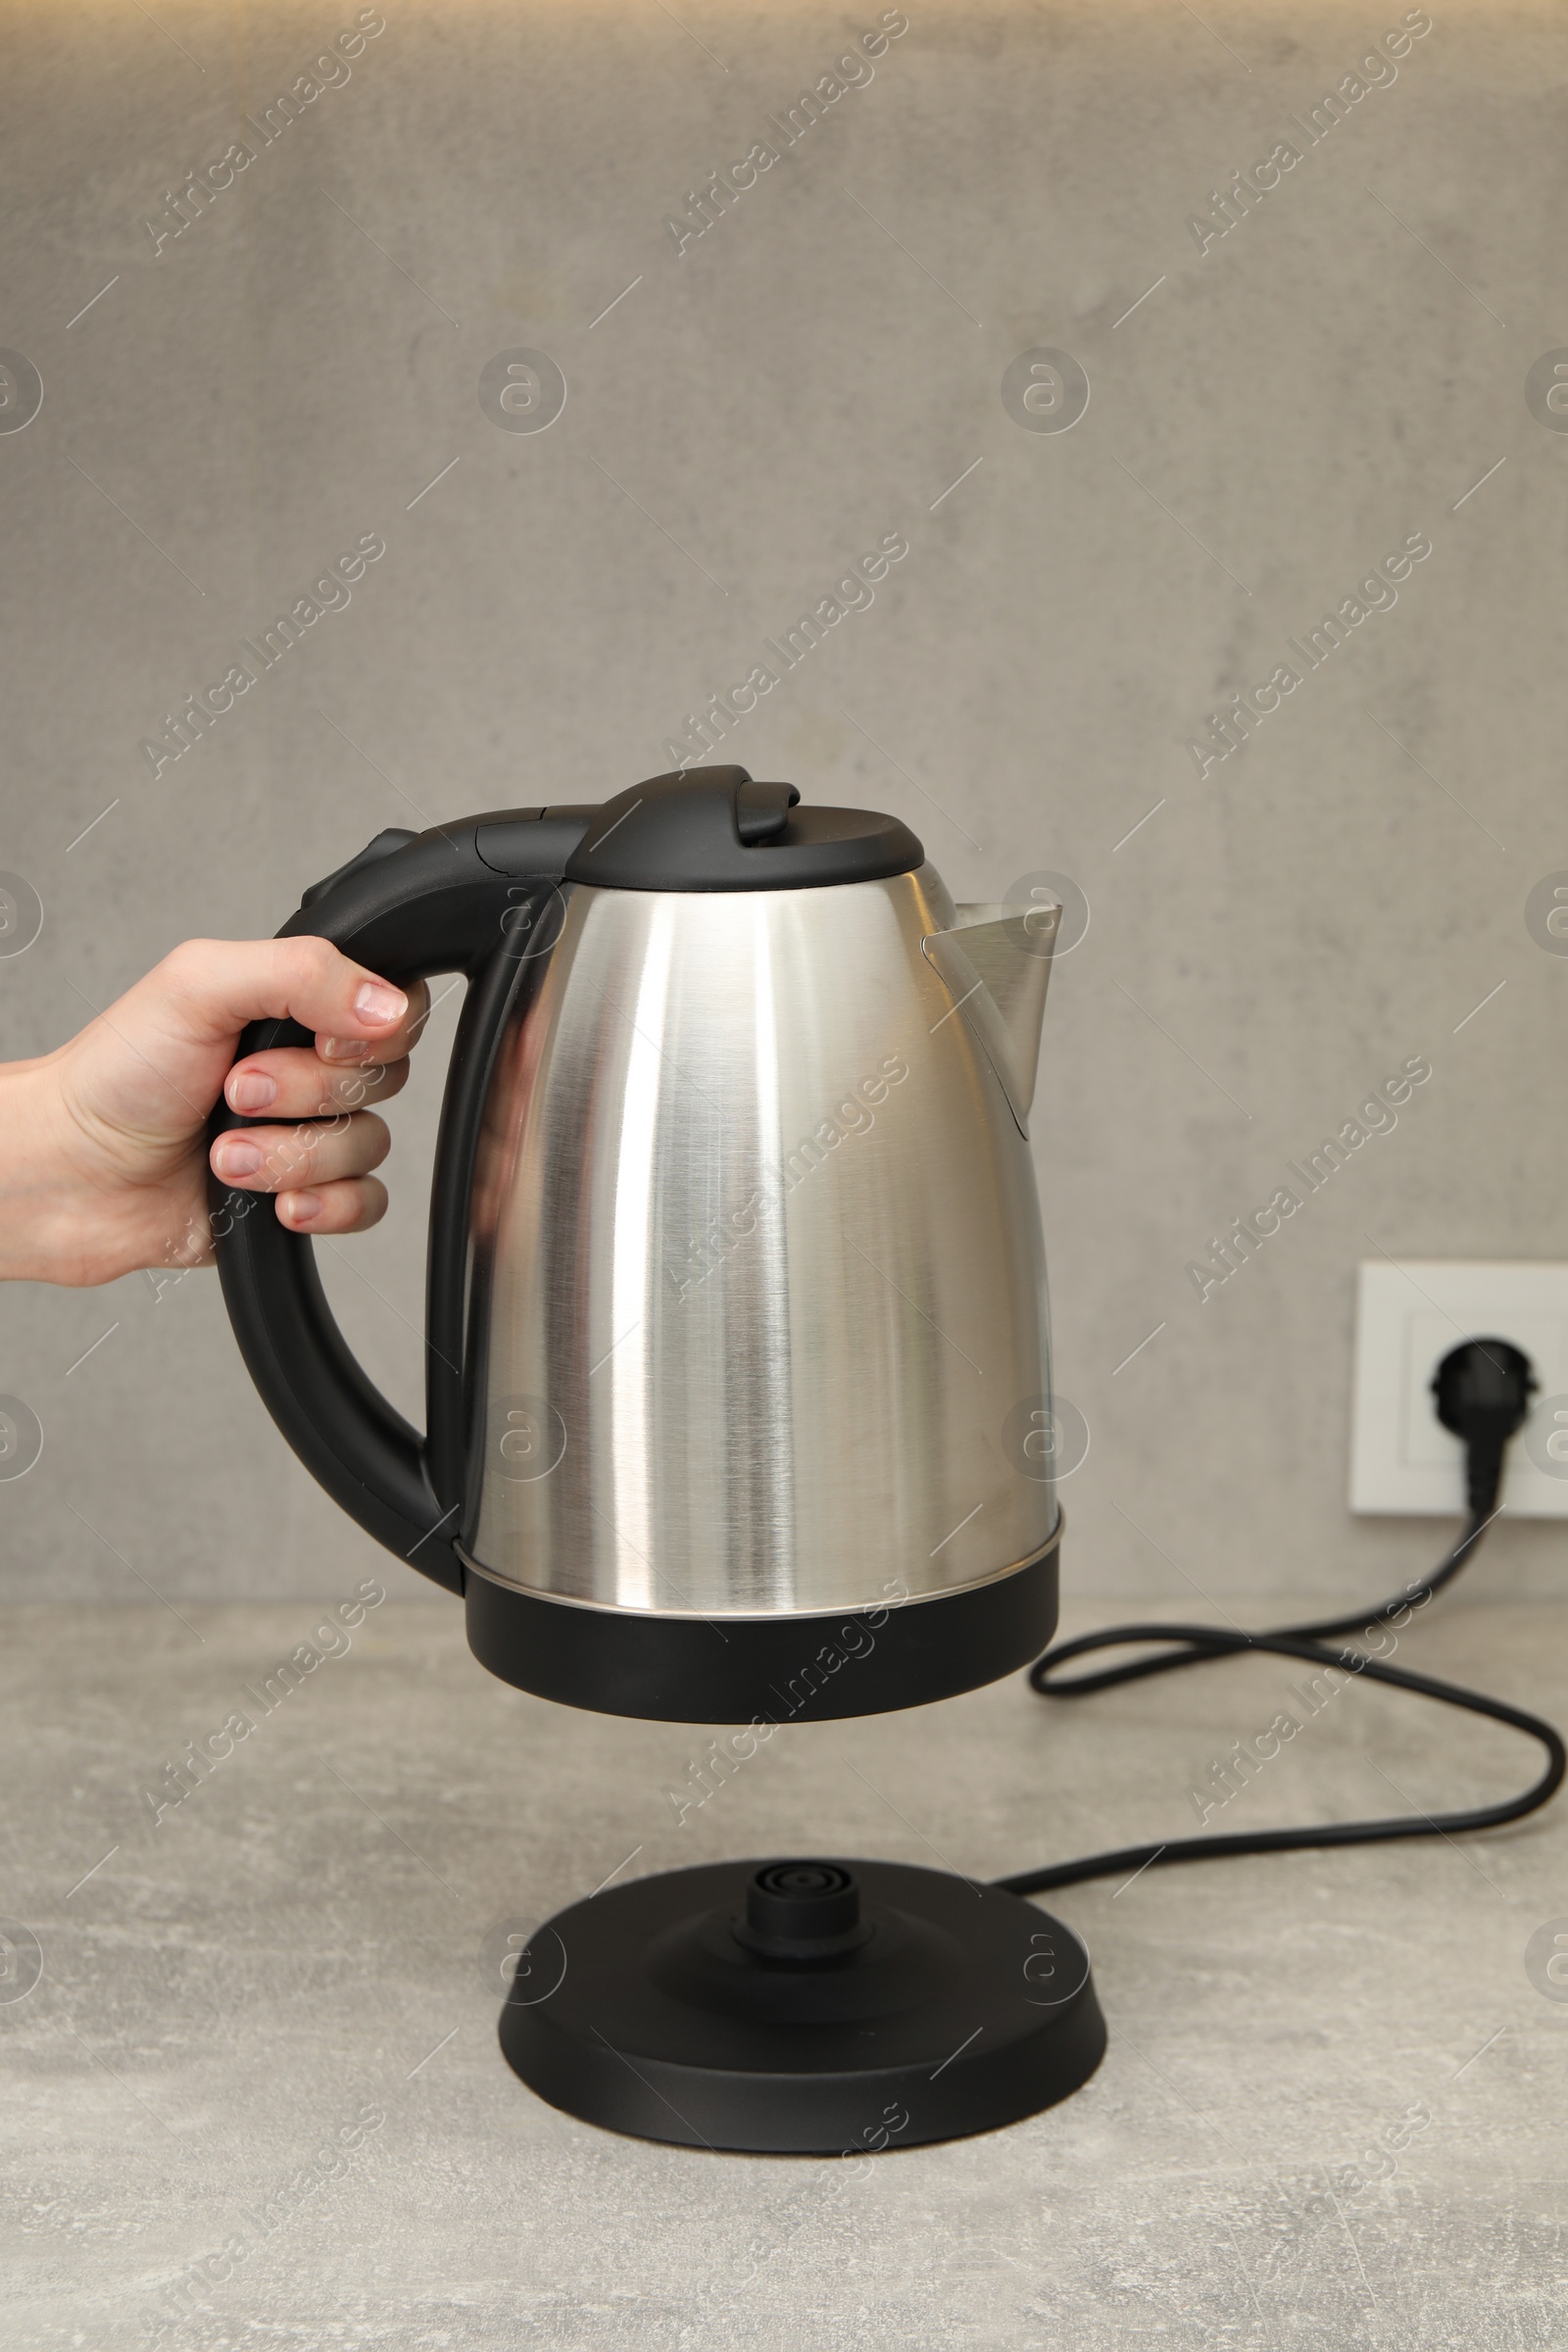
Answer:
0, 937, 429, 1287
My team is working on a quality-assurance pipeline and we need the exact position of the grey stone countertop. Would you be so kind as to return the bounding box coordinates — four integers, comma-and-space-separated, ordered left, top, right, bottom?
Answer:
3, 1594, 1566, 2350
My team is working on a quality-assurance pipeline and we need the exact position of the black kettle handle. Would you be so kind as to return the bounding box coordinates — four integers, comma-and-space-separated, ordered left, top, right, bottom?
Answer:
210, 809, 590, 1593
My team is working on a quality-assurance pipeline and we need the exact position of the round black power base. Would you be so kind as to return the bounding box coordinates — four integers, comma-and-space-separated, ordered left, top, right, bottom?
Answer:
499, 1856, 1105, 2154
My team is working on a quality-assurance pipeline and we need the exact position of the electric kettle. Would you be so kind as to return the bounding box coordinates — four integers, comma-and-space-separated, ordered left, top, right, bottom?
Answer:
214, 764, 1064, 1726
213, 767, 1104, 2151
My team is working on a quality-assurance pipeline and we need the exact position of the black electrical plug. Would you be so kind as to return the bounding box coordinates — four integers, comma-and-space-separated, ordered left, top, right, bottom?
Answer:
1432, 1338, 1537, 1520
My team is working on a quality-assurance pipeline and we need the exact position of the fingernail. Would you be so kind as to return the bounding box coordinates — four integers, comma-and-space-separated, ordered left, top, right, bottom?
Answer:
214, 1140, 263, 1178
354, 981, 407, 1027
227, 1072, 276, 1112
320, 1037, 371, 1063
283, 1191, 322, 1226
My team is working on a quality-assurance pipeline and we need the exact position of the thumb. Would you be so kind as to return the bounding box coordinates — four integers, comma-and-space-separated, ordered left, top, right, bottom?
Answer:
145, 936, 408, 1049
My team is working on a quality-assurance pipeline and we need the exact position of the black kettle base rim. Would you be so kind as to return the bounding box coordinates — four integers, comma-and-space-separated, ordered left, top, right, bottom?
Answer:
462, 1526, 1061, 1724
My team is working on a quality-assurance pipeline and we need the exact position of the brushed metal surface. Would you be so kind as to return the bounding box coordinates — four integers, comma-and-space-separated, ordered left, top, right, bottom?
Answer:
461, 866, 1057, 1616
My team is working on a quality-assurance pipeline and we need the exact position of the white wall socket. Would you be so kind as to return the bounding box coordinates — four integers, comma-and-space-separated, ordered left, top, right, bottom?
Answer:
1349, 1260, 1568, 1517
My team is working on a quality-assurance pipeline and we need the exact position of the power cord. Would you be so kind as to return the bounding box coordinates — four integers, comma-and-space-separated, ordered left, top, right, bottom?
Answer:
997, 1340, 1566, 1898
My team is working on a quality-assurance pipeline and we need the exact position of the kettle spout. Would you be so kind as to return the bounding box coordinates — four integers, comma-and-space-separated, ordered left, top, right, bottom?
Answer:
920, 900, 1059, 1131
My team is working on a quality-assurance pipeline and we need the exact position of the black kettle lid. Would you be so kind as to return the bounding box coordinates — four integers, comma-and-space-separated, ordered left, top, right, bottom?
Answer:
557, 765, 923, 893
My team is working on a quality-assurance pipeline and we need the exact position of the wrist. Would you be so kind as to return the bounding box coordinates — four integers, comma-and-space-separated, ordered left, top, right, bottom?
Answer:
0, 1058, 78, 1282
0, 1054, 201, 1287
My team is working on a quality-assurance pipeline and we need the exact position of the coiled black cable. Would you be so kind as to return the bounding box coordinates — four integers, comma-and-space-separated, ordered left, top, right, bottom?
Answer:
997, 1341, 1566, 1899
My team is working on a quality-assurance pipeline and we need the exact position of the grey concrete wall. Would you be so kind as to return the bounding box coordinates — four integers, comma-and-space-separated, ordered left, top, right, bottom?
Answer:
1, 0, 1565, 1605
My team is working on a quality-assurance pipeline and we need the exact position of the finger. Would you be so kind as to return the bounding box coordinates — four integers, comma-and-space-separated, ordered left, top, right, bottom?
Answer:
314, 976, 431, 1069
210, 1110, 390, 1193
224, 1052, 411, 1120
147, 935, 417, 1054
276, 1176, 389, 1236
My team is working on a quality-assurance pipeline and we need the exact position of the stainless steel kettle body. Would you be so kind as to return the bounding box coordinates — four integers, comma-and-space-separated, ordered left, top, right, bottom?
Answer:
464, 867, 1056, 1619
214, 767, 1064, 1722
